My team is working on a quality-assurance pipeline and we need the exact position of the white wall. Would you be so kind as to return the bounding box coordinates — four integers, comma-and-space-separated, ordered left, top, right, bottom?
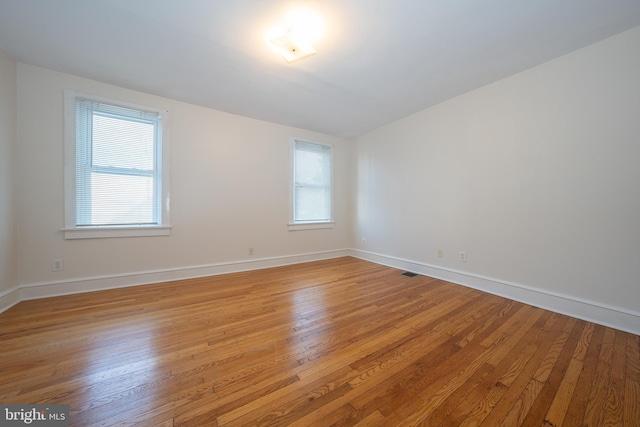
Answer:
0, 46, 17, 298
354, 27, 640, 317
16, 64, 350, 289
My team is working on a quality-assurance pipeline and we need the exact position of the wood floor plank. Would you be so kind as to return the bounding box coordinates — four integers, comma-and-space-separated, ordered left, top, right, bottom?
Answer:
542, 322, 595, 427
563, 324, 606, 424
625, 334, 640, 426
520, 319, 586, 427
443, 313, 560, 427
603, 330, 627, 426
466, 315, 574, 427
351, 410, 385, 427
284, 297, 510, 426
583, 327, 617, 426
0, 257, 637, 426
348, 296, 511, 416
388, 307, 549, 426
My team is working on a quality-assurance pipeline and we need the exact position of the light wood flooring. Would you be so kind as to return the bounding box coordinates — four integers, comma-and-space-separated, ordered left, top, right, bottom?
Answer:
0, 257, 638, 426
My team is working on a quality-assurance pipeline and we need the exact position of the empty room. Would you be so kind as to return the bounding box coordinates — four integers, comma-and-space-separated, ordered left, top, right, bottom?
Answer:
1, 1, 639, 426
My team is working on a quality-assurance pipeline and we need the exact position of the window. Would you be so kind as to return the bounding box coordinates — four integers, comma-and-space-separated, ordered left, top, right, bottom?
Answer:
289, 139, 334, 230
64, 91, 170, 239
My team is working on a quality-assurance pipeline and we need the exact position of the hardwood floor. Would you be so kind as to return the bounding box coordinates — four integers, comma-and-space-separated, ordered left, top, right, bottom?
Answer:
0, 257, 638, 426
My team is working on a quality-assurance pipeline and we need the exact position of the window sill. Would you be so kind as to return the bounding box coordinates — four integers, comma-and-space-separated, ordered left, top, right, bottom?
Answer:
63, 225, 171, 240
288, 221, 335, 231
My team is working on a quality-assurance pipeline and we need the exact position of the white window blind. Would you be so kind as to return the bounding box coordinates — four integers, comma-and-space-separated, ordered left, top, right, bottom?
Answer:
293, 140, 332, 223
74, 97, 163, 227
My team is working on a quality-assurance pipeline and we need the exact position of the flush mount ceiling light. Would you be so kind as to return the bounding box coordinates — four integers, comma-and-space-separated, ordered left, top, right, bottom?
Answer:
270, 29, 317, 62
267, 8, 324, 63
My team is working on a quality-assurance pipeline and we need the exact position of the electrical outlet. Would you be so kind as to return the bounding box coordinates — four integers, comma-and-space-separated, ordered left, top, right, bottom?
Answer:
459, 251, 467, 263
52, 259, 64, 271
437, 249, 443, 258
249, 248, 254, 256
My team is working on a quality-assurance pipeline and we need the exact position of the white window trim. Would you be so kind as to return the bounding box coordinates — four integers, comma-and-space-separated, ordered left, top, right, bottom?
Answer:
288, 137, 334, 231
288, 221, 335, 231
63, 90, 171, 239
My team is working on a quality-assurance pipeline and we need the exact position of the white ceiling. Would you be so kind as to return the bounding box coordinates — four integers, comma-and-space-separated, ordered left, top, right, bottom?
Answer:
1, 0, 640, 138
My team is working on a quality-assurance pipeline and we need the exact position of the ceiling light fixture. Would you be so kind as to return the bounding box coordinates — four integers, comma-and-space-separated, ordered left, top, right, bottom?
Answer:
270, 29, 317, 62
267, 8, 324, 63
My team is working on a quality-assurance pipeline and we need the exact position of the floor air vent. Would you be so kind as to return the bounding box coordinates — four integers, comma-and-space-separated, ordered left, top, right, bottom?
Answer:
401, 271, 419, 277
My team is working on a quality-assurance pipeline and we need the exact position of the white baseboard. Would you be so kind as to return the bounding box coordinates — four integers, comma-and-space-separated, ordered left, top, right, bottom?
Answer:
14, 249, 349, 303
5, 248, 639, 336
0, 285, 20, 314
349, 249, 640, 336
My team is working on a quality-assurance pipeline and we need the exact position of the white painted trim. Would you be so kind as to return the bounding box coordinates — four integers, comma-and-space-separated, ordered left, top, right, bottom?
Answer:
349, 249, 640, 335
63, 225, 171, 239
288, 222, 335, 231
6, 248, 638, 336
15, 249, 349, 302
0, 286, 21, 314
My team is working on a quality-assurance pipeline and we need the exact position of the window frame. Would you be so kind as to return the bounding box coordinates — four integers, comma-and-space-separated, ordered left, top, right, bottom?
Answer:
63, 90, 171, 239
288, 138, 335, 231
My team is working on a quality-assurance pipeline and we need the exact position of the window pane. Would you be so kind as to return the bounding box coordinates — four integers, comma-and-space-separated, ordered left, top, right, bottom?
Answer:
295, 149, 327, 186
92, 113, 155, 171
79, 172, 154, 226
295, 186, 330, 221
293, 140, 332, 222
